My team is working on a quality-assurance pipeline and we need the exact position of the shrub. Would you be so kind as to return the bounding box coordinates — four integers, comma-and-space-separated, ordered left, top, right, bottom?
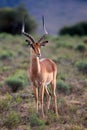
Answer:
0, 50, 13, 60
0, 99, 9, 111
58, 73, 67, 81
5, 110, 19, 129
76, 61, 87, 74
59, 21, 87, 36
57, 80, 70, 94
29, 113, 45, 127
46, 111, 58, 125
75, 44, 87, 53
5, 70, 29, 92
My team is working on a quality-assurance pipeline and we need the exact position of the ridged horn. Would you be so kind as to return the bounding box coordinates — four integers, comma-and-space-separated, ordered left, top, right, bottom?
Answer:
22, 20, 35, 43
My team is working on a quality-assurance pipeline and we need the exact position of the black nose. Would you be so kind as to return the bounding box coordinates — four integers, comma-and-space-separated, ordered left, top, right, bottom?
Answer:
37, 53, 41, 58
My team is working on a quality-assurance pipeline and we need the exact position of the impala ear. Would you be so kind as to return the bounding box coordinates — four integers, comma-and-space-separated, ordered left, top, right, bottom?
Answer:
40, 40, 48, 46
25, 39, 32, 46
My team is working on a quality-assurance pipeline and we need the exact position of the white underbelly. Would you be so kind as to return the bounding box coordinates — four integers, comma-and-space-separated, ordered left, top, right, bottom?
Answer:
45, 81, 50, 86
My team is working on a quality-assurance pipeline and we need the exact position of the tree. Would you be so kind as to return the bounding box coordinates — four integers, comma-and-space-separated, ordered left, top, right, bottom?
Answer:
59, 22, 87, 36
0, 5, 37, 34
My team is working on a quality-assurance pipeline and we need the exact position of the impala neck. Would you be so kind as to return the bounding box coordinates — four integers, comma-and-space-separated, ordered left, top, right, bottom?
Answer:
30, 48, 40, 73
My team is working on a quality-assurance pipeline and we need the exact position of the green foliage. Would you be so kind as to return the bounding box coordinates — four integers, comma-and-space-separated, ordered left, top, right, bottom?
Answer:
46, 111, 58, 125
5, 70, 29, 92
0, 50, 13, 60
29, 113, 45, 127
75, 44, 87, 53
76, 61, 87, 74
0, 93, 13, 112
58, 73, 67, 81
56, 42, 73, 49
5, 110, 19, 129
0, 99, 9, 111
59, 21, 87, 36
57, 80, 70, 94
0, 5, 37, 34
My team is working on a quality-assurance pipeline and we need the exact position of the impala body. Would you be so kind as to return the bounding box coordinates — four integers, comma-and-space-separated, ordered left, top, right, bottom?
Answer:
22, 17, 58, 117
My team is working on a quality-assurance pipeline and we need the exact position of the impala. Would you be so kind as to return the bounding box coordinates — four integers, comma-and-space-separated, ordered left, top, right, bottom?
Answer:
22, 17, 58, 117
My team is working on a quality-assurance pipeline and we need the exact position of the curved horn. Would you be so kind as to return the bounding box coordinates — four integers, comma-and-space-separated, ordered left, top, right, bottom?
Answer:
42, 15, 48, 35
38, 15, 48, 43
22, 21, 35, 43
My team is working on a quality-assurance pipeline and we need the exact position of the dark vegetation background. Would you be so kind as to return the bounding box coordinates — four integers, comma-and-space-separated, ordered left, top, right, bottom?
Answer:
0, 5, 37, 34
0, 5, 87, 36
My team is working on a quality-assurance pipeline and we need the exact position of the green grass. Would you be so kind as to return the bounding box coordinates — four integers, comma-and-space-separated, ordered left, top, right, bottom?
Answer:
5, 110, 19, 129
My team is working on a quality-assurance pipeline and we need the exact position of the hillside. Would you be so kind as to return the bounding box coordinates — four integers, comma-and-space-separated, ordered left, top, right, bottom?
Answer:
0, 33, 87, 130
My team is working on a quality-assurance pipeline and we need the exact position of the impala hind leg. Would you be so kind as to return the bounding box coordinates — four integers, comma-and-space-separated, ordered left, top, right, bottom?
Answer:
50, 80, 58, 116
33, 86, 38, 114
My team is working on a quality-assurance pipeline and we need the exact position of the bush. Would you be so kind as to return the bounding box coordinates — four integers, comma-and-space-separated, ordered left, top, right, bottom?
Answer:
75, 44, 87, 53
76, 61, 87, 74
5, 70, 29, 92
5, 110, 19, 129
59, 21, 87, 36
57, 80, 70, 94
0, 99, 9, 111
29, 113, 45, 127
0, 50, 13, 60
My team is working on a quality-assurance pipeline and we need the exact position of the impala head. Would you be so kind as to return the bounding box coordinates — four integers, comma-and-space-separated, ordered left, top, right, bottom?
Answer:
22, 16, 48, 57
25, 36, 48, 57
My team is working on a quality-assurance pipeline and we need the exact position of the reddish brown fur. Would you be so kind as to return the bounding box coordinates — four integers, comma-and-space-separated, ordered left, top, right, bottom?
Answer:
28, 43, 58, 118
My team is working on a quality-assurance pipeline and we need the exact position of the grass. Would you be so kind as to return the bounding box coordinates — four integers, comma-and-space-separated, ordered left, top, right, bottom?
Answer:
0, 34, 87, 130
5, 110, 20, 129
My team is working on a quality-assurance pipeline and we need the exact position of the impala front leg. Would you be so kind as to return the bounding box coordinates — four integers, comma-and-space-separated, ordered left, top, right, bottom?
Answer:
40, 84, 45, 118
33, 86, 38, 114
45, 86, 51, 111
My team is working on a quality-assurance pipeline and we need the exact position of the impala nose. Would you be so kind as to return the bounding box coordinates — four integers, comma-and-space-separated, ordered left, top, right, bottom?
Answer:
37, 53, 41, 58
